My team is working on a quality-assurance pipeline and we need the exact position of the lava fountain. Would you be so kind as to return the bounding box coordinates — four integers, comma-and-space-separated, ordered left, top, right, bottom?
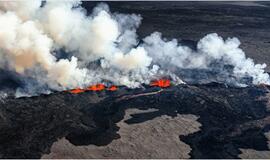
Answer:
150, 79, 171, 88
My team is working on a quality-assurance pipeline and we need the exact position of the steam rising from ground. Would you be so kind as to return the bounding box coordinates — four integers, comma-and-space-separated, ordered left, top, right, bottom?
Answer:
143, 32, 270, 86
0, 0, 268, 97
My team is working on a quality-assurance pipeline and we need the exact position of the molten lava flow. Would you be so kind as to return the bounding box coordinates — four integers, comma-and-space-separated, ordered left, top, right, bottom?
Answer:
86, 83, 105, 91
68, 83, 106, 94
150, 79, 170, 88
108, 85, 118, 91
69, 88, 85, 94
68, 79, 170, 94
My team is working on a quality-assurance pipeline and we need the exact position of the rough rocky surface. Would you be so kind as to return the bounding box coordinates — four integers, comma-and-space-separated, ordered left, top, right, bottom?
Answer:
239, 131, 270, 158
42, 109, 201, 159
0, 83, 270, 158
1, 1, 270, 159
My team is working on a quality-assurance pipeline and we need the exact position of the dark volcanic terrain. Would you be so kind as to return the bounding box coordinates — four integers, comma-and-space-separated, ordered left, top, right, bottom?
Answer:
1, 1, 270, 159
0, 83, 270, 158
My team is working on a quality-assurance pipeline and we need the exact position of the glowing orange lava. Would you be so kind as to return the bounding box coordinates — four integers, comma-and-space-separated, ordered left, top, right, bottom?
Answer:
107, 85, 118, 91
68, 79, 171, 94
150, 79, 170, 88
69, 88, 85, 94
86, 83, 105, 91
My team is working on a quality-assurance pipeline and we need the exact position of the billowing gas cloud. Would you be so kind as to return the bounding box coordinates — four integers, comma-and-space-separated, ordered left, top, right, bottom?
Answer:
0, 0, 268, 97
143, 32, 270, 86
0, 10, 88, 91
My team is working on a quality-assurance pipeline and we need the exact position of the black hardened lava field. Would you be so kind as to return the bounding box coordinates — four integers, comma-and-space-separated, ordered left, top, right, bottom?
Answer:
1, 84, 270, 158
0, 1, 270, 159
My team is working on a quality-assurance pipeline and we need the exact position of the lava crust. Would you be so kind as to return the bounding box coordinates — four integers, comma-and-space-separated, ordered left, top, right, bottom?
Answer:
0, 83, 270, 158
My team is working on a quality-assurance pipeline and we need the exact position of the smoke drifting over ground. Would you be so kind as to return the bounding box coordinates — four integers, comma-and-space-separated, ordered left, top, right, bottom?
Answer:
0, 0, 268, 97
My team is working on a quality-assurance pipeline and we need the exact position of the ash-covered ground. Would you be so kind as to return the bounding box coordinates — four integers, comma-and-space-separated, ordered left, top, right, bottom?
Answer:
1, 1, 270, 159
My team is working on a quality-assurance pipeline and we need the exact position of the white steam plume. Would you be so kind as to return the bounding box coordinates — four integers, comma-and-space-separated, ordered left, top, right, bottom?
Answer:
143, 32, 270, 86
0, 0, 42, 20
0, 11, 89, 91
0, 0, 268, 97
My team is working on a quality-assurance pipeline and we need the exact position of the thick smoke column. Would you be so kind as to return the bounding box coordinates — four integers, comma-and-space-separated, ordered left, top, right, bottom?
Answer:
0, 0, 268, 97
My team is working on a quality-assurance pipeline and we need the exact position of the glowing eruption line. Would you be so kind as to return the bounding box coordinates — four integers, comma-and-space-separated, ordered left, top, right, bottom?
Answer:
68, 79, 170, 94
150, 79, 171, 88
107, 85, 118, 91
86, 84, 106, 91
69, 88, 85, 94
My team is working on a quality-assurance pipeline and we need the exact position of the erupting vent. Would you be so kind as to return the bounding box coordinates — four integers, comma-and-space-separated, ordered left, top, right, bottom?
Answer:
86, 84, 105, 91
107, 85, 118, 91
69, 88, 85, 94
68, 84, 116, 94
68, 79, 170, 94
150, 79, 171, 88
